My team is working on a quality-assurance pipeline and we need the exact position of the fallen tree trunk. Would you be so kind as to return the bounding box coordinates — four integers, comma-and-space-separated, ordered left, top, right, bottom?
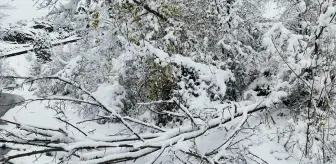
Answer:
0, 36, 82, 59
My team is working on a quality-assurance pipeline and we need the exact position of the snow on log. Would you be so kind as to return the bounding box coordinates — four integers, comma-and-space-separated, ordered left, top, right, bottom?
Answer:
0, 36, 82, 59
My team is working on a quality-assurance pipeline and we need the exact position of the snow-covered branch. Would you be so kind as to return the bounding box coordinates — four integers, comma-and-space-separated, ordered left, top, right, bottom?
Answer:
0, 98, 268, 163
0, 75, 145, 142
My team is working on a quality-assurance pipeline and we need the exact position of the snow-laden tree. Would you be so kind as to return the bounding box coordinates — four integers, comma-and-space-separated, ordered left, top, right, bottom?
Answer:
30, 0, 270, 114
33, 32, 53, 63
262, 0, 336, 160
1, 0, 336, 163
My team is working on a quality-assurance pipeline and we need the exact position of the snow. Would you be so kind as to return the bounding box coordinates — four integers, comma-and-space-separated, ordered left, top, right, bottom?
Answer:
298, 0, 306, 13
262, 22, 292, 54
0, 47, 317, 164
1, 1, 335, 164
56, 55, 83, 78
263, 1, 285, 19
171, 53, 233, 99
0, 51, 127, 163
1, 84, 126, 163
6, 52, 31, 77
213, 105, 249, 162
92, 83, 126, 114
318, 6, 336, 27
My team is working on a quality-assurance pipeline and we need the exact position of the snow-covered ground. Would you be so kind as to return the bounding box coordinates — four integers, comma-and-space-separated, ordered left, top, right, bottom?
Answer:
2, 94, 125, 163
1, 51, 126, 163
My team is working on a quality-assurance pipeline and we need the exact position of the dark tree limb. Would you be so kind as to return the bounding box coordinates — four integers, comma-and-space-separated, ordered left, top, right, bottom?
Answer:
0, 97, 100, 107
0, 139, 57, 148
132, 0, 168, 21
1, 148, 65, 163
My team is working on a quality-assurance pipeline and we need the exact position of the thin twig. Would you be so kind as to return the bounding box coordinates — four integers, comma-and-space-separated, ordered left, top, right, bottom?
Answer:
1, 148, 65, 163
56, 117, 88, 136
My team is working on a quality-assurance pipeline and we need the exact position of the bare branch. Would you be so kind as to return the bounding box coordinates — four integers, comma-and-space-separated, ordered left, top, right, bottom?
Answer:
0, 100, 268, 163
56, 117, 88, 136
1, 148, 65, 163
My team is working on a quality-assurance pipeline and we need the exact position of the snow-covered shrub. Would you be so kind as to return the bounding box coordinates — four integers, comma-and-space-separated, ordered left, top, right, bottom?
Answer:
260, 1, 336, 159
33, 32, 53, 63
2, 29, 34, 44
117, 53, 177, 126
